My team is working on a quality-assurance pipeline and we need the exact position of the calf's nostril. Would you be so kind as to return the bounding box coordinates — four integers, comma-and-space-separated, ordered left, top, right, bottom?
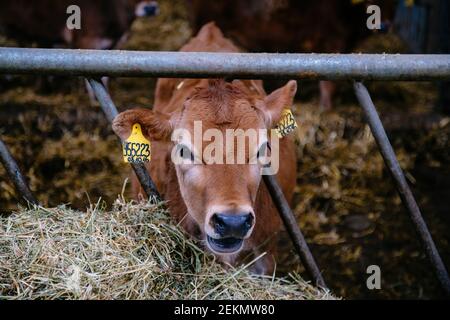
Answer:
211, 213, 226, 234
212, 213, 222, 225
244, 214, 253, 229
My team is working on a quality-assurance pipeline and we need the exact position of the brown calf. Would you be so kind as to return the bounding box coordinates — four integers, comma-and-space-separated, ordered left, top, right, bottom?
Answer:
113, 23, 297, 274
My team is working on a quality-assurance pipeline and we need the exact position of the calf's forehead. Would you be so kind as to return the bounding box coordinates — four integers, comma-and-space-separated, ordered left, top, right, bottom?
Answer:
180, 97, 265, 130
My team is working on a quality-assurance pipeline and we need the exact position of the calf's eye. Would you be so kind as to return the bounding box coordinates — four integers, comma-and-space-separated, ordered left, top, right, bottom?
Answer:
178, 144, 195, 162
256, 142, 271, 167
257, 142, 271, 159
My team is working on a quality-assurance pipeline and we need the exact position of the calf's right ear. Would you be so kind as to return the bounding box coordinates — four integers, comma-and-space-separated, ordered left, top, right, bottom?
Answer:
261, 80, 297, 127
112, 108, 173, 141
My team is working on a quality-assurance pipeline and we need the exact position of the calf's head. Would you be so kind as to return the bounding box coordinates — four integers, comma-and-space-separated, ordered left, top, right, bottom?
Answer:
113, 79, 296, 255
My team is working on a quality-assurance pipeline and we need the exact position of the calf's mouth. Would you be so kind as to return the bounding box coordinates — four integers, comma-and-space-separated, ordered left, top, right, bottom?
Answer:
207, 235, 244, 254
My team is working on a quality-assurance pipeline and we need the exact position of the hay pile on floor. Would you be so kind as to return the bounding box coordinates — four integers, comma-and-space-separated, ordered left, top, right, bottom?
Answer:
0, 199, 333, 300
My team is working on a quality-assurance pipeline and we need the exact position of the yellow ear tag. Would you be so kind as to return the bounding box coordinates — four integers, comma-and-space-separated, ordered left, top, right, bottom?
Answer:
275, 108, 298, 138
122, 123, 151, 163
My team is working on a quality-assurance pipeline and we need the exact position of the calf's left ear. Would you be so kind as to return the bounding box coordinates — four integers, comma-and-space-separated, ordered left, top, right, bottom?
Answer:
261, 80, 297, 127
112, 108, 173, 141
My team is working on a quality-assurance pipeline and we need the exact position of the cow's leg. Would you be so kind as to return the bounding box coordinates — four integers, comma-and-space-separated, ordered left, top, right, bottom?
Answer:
319, 80, 336, 110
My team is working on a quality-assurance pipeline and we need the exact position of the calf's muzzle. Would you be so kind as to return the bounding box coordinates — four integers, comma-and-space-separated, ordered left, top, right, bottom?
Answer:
211, 212, 254, 238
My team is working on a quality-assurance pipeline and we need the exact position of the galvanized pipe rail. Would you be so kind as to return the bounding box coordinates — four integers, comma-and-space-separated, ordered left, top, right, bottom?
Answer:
0, 48, 450, 80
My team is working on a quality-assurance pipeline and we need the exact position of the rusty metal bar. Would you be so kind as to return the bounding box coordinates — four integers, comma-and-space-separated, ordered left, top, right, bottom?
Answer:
87, 78, 161, 201
354, 81, 450, 295
0, 137, 38, 206
263, 174, 327, 289
0, 48, 449, 80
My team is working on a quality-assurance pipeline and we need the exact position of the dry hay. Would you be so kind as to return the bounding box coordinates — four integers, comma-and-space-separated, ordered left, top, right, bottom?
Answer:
0, 199, 334, 300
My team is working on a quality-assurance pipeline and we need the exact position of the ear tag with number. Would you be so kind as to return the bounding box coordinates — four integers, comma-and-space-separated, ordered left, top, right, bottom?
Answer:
122, 123, 151, 163
275, 108, 298, 138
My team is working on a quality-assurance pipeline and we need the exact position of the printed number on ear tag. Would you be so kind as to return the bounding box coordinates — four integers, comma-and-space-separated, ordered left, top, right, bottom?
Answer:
122, 123, 151, 163
275, 108, 298, 138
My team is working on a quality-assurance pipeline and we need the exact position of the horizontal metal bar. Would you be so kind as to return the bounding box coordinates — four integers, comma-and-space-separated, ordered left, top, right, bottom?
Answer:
1, 48, 450, 80
87, 78, 161, 201
354, 82, 450, 296
263, 174, 327, 289
0, 137, 38, 206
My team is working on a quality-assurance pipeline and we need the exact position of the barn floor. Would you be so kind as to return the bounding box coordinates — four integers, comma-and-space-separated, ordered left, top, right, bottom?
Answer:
1, 0, 449, 299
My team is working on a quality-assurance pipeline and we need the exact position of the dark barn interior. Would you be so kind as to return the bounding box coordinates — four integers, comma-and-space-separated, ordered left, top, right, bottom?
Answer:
0, 0, 449, 299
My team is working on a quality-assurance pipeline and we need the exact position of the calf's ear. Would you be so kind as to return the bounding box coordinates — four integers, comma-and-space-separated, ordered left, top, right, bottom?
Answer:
261, 80, 297, 127
112, 108, 173, 141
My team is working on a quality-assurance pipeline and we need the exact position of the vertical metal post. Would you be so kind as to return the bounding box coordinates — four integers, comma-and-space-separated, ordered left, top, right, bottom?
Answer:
87, 78, 161, 201
263, 174, 327, 289
354, 81, 450, 295
0, 137, 38, 206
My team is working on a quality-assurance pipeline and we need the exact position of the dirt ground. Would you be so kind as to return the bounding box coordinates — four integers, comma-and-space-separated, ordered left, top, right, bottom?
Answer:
1, 0, 449, 299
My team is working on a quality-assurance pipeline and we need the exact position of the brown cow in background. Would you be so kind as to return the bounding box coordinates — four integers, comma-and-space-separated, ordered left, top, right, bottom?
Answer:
0, 0, 159, 100
186, 0, 397, 109
0, 0, 159, 49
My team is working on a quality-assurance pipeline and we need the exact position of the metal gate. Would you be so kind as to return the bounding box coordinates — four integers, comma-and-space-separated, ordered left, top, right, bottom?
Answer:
0, 48, 449, 294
